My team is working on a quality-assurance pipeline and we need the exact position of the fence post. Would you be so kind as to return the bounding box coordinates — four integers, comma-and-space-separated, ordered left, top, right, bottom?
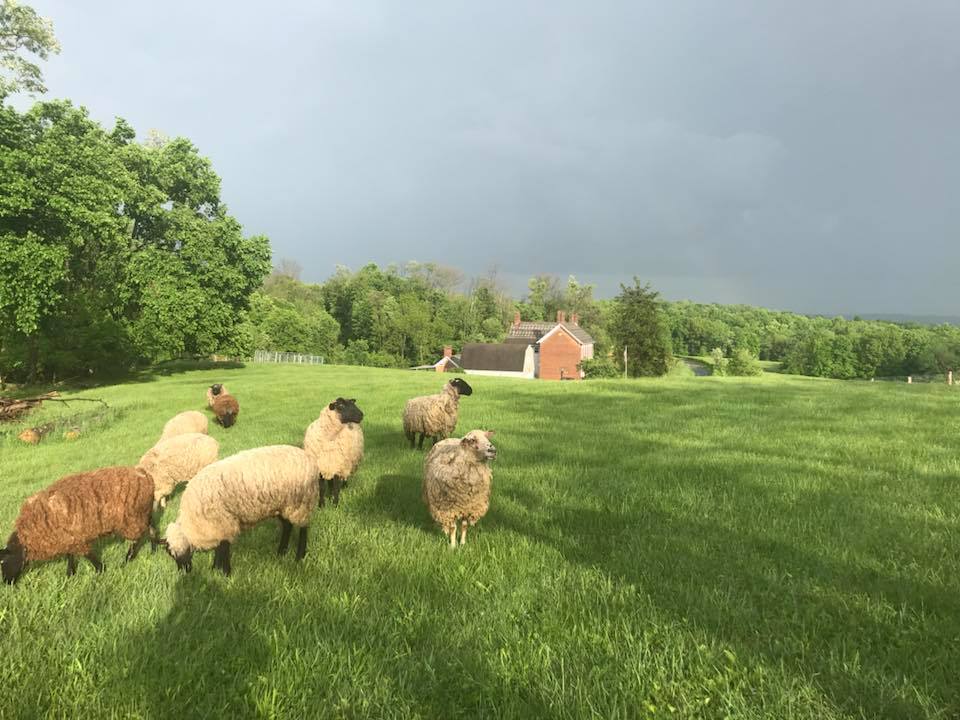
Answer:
907, 376, 912, 384
949, 370, 954, 386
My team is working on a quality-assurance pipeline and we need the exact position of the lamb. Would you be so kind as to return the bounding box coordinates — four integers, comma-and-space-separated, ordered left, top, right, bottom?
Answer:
206, 383, 229, 408
422, 430, 496, 549
160, 410, 208, 441
162, 446, 319, 576
137, 432, 220, 509
209, 385, 239, 428
402, 378, 473, 450
0, 466, 157, 584
304, 397, 364, 507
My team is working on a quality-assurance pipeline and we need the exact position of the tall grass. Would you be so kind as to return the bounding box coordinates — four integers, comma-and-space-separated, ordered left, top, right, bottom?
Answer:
0, 365, 957, 718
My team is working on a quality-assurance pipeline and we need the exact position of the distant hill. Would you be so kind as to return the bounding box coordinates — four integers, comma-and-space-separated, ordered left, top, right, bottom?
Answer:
843, 313, 960, 327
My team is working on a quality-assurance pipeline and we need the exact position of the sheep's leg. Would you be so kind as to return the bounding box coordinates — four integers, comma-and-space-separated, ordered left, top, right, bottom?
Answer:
318, 479, 326, 508
85, 552, 104, 574
213, 540, 231, 576
125, 535, 147, 563
448, 526, 457, 549
149, 517, 161, 554
295, 527, 308, 561
417, 433, 426, 450
460, 520, 468, 547
431, 435, 439, 446
331, 476, 343, 507
405, 430, 416, 449
277, 518, 293, 555
66, 555, 77, 577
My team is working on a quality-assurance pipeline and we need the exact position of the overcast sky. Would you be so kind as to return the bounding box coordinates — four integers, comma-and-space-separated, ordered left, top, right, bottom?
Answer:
27, 1, 960, 314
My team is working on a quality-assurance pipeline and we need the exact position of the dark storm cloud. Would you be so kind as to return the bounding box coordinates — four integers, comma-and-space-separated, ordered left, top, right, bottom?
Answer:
29, 1, 960, 313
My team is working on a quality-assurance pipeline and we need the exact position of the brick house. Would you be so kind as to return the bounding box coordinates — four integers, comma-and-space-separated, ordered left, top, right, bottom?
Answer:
506, 310, 595, 380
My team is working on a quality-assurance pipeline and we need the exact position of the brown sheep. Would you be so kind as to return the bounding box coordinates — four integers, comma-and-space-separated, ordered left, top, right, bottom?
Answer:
210, 389, 240, 428
0, 466, 157, 584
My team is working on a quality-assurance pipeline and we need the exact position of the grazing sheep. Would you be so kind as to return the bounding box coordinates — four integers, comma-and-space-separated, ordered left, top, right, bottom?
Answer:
160, 411, 209, 441
162, 445, 319, 576
402, 378, 473, 450
304, 397, 364, 507
206, 383, 229, 408
0, 467, 157, 584
422, 430, 496, 549
137, 433, 220, 509
211, 389, 239, 428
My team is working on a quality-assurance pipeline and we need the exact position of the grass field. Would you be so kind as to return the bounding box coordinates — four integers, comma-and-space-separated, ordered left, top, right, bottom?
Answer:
1, 364, 958, 719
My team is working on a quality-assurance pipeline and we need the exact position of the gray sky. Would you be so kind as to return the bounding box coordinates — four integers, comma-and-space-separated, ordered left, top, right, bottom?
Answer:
27, 1, 960, 314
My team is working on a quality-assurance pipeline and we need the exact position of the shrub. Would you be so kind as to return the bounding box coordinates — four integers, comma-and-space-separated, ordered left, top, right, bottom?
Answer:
579, 357, 620, 379
727, 348, 763, 376
709, 348, 728, 376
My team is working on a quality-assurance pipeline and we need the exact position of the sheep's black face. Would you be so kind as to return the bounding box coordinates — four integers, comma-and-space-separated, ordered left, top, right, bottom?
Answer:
450, 378, 473, 396
0, 532, 26, 585
329, 397, 364, 425
210, 384, 223, 396
165, 546, 193, 573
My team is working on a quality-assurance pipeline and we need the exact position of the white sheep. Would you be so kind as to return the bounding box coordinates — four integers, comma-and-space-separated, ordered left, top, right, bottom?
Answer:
159, 411, 208, 441
402, 378, 472, 450
422, 429, 496, 549
162, 445, 320, 575
304, 397, 364, 507
137, 433, 220, 509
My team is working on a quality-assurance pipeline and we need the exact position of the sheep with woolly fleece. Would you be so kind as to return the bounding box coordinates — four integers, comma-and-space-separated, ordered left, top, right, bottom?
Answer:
160, 410, 208, 441
162, 446, 319, 576
206, 383, 229, 408
210, 388, 239, 428
1, 467, 157, 584
422, 430, 496, 549
304, 397, 364, 507
137, 432, 220, 509
402, 378, 472, 450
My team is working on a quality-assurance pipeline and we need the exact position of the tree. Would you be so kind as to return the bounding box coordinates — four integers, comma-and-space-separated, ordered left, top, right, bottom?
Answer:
0, 0, 59, 98
610, 279, 672, 377
726, 348, 763, 376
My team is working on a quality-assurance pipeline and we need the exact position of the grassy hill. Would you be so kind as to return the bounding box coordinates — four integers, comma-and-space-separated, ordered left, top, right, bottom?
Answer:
1, 364, 958, 718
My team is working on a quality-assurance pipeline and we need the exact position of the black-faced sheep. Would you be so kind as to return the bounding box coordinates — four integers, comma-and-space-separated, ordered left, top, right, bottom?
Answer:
159, 410, 208, 441
209, 385, 239, 428
162, 445, 319, 576
0, 467, 157, 584
422, 429, 496, 548
206, 383, 229, 408
402, 378, 472, 450
304, 397, 364, 507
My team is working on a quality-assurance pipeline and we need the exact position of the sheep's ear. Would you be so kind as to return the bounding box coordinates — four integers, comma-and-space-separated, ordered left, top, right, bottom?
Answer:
484, 430, 496, 438
349, 398, 357, 404
328, 402, 337, 411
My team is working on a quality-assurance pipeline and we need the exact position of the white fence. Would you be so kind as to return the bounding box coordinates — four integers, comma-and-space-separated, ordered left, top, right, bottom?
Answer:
253, 350, 325, 365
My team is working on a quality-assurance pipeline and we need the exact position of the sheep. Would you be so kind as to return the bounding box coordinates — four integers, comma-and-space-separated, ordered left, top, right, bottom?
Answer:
402, 378, 473, 450
206, 383, 229, 408
162, 445, 320, 576
422, 429, 497, 549
137, 432, 220, 509
0, 466, 157, 584
210, 386, 239, 428
160, 410, 208, 441
304, 397, 364, 507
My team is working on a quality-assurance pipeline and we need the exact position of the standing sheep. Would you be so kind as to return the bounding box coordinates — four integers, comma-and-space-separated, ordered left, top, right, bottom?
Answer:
206, 383, 229, 408
403, 378, 472, 450
159, 410, 208, 441
422, 430, 496, 549
304, 397, 364, 507
209, 385, 240, 428
137, 433, 220, 509
162, 445, 320, 576
0, 467, 157, 584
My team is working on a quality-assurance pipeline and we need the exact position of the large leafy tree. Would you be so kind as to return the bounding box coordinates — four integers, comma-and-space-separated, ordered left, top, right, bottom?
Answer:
610, 278, 672, 377
0, 0, 59, 98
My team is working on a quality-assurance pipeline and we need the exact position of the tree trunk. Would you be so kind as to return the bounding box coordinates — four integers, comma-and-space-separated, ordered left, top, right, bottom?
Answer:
27, 334, 39, 385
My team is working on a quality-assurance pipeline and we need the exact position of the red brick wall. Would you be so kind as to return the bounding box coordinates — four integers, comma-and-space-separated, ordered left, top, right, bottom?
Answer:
539, 330, 582, 380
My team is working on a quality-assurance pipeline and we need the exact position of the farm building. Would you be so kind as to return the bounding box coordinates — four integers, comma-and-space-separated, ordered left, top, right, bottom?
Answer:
420, 311, 594, 380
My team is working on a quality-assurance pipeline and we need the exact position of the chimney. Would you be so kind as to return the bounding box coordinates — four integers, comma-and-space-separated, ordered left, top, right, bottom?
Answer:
443, 346, 453, 358
557, 310, 566, 324
571, 313, 579, 325
513, 310, 521, 327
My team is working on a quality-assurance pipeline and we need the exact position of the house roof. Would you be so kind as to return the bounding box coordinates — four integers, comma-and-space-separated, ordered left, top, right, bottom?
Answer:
460, 343, 530, 372
507, 321, 594, 345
